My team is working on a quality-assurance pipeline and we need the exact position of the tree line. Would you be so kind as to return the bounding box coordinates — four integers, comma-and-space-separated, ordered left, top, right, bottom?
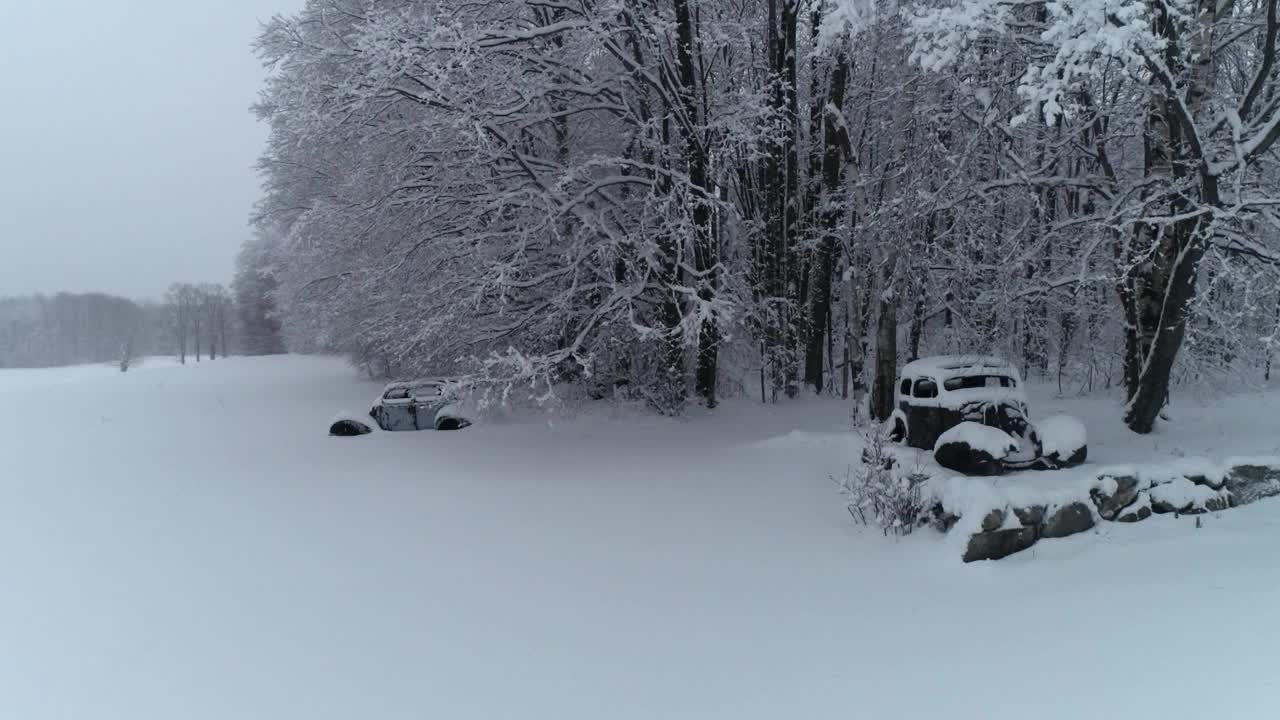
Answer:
0, 257, 285, 369
0, 293, 163, 369
249, 0, 1280, 433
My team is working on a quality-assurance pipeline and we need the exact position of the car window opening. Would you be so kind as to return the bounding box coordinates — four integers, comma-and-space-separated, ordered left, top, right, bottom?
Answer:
943, 375, 1014, 391
912, 378, 938, 399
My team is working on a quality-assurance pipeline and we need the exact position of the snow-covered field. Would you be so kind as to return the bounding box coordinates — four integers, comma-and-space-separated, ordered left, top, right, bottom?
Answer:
1, 355, 1277, 719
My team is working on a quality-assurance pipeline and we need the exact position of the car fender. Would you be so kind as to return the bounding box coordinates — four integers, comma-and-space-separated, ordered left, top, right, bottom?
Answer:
434, 404, 472, 431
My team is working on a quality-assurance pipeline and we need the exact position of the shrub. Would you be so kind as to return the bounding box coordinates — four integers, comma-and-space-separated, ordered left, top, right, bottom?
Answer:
836, 429, 929, 535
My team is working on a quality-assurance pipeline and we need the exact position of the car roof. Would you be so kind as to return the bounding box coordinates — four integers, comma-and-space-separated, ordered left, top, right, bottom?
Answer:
381, 377, 459, 391
900, 355, 1019, 380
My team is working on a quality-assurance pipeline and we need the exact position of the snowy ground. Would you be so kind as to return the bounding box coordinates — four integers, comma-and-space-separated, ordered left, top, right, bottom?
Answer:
1, 355, 1278, 719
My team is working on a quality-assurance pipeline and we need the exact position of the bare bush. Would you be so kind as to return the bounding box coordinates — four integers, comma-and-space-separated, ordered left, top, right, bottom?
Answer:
836, 429, 928, 536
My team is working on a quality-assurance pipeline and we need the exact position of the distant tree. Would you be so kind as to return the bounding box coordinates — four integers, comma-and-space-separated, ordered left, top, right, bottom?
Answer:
165, 283, 199, 364
0, 293, 150, 368
193, 283, 232, 360
212, 285, 232, 359
232, 233, 286, 356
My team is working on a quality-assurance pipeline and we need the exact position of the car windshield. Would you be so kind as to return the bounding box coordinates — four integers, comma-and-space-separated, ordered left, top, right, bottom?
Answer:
943, 374, 1015, 391
385, 383, 442, 400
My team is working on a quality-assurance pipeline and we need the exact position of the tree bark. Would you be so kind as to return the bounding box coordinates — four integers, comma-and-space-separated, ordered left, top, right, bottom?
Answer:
870, 254, 900, 422
804, 44, 850, 393
673, 0, 719, 407
1122, 0, 1219, 433
870, 286, 898, 422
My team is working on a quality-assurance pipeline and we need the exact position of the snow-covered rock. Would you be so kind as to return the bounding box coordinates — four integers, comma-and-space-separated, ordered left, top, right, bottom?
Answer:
1090, 474, 1140, 520
1225, 458, 1280, 505
925, 454, 1280, 561
1149, 476, 1227, 515
963, 527, 1037, 563
1041, 502, 1095, 538
1116, 492, 1153, 523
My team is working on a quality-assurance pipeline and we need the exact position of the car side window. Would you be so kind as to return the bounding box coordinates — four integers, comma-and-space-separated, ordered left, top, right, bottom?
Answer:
899, 379, 912, 396
913, 378, 938, 399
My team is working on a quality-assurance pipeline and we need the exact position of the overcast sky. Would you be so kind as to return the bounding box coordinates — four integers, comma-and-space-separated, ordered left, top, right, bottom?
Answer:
0, 0, 303, 301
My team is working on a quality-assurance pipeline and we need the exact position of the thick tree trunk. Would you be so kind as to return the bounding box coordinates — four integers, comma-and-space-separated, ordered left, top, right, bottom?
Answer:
846, 269, 873, 415
1268, 294, 1280, 382
654, 106, 686, 414
1124, 215, 1210, 432
760, 0, 801, 400
804, 45, 850, 393
869, 250, 900, 422
804, 237, 835, 393
1122, 1, 1219, 433
673, 0, 719, 407
870, 284, 898, 422
781, 0, 801, 397
908, 286, 925, 362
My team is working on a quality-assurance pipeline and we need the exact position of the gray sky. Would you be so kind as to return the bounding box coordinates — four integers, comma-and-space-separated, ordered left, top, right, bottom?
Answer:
0, 0, 302, 301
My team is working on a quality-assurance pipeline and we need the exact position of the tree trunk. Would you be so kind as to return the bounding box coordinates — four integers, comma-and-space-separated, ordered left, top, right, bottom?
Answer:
673, 0, 718, 407
804, 44, 850, 393
870, 250, 900, 422
1122, 0, 1219, 433
870, 281, 898, 422
781, 0, 801, 397
908, 286, 924, 362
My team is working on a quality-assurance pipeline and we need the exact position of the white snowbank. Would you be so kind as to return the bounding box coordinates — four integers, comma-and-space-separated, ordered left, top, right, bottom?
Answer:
934, 421, 1018, 457
1223, 455, 1280, 468
1038, 414, 1086, 457
749, 429, 858, 450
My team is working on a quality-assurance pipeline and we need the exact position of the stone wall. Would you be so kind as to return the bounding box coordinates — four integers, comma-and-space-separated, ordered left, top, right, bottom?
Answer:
924, 458, 1280, 562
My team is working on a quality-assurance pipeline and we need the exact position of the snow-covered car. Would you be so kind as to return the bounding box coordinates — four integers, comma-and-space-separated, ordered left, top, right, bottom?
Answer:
369, 379, 471, 432
887, 355, 1085, 474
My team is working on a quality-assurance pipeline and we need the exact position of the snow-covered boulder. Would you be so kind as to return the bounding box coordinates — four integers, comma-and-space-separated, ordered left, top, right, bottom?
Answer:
1038, 414, 1087, 466
1041, 502, 1095, 538
1149, 476, 1229, 515
1116, 493, 1153, 523
933, 422, 1018, 476
1089, 474, 1140, 520
1225, 459, 1280, 505
963, 526, 1036, 563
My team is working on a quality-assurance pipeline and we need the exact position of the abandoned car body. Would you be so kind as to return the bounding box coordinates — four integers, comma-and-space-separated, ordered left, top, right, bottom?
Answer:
888, 355, 1086, 474
369, 379, 471, 432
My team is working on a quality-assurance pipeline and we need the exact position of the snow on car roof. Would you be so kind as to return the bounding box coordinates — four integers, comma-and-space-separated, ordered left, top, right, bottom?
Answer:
381, 377, 468, 391
383, 379, 443, 390
900, 355, 1018, 379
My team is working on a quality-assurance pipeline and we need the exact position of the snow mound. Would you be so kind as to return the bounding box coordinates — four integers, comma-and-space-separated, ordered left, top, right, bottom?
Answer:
934, 422, 1018, 459
1038, 414, 1086, 457
751, 430, 856, 450
1148, 476, 1221, 511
